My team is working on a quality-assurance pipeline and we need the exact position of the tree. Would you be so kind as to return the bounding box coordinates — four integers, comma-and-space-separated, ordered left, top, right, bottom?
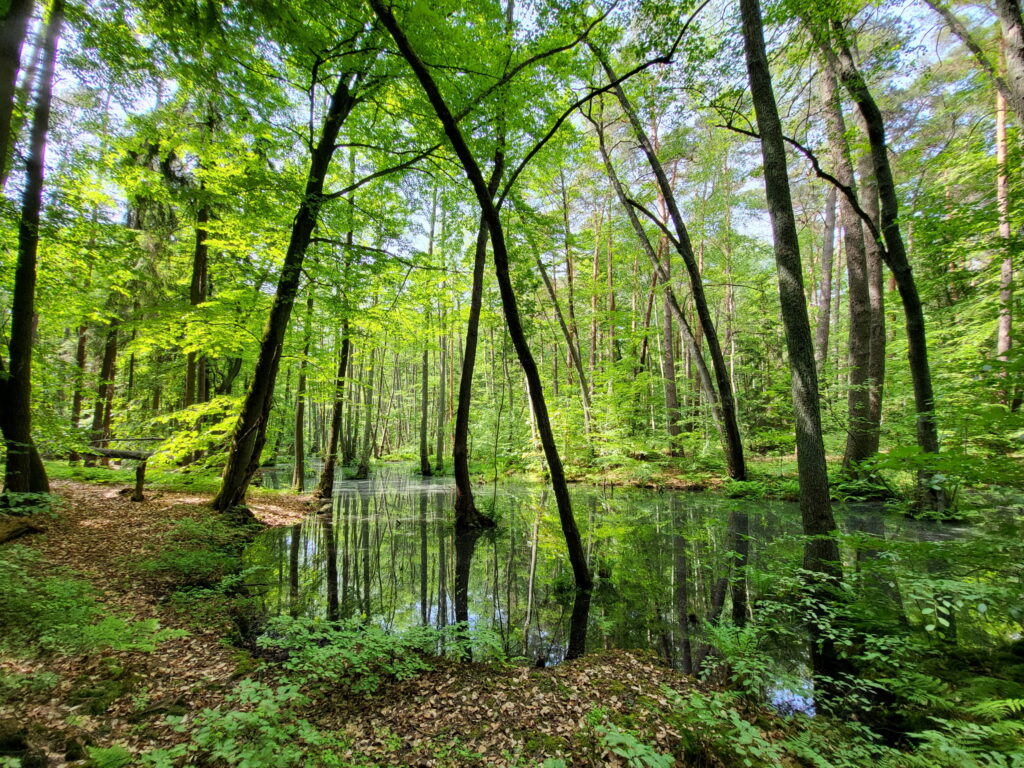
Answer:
2, 0, 64, 501
739, 0, 845, 684
369, 0, 594, 658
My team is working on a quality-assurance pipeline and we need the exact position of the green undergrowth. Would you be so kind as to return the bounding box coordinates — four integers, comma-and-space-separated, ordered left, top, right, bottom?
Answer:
0, 544, 182, 660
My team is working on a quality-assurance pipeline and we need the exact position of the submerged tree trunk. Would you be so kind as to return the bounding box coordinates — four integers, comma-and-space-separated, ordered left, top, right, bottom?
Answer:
212, 69, 359, 515
371, 0, 592, 658
1, 0, 62, 499
741, 0, 845, 687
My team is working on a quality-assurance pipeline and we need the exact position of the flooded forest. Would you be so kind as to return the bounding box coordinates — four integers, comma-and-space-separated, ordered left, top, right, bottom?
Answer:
1, 0, 1023, 765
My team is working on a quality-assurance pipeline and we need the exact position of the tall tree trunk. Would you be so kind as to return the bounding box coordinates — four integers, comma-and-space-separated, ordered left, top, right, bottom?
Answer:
69, 324, 88, 462
814, 187, 836, 379
371, 0, 593, 658
819, 55, 873, 471
434, 334, 446, 473
354, 349, 376, 481
997, 82, 1014, 396
212, 69, 358, 515
452, 160, 502, 530
418, 346, 432, 476
184, 202, 210, 408
591, 50, 746, 481
997, 0, 1024, 122
315, 324, 351, 499
661, 252, 683, 454
292, 294, 313, 492
532, 243, 593, 431
0, 0, 33, 185
1, 0, 62, 498
740, 0, 845, 687
828, 25, 945, 511
858, 141, 886, 454
85, 319, 118, 467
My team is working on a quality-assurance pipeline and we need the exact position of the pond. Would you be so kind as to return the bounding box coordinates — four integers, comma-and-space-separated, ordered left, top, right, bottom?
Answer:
245, 463, 973, 685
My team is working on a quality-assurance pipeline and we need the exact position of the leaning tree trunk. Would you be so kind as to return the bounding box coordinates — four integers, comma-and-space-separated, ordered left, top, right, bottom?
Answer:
997, 0, 1024, 123
740, 0, 845, 688
594, 122, 726, 443
452, 159, 502, 530
371, 0, 593, 658
1, 0, 62, 499
592, 48, 746, 481
212, 70, 358, 515
829, 24, 945, 511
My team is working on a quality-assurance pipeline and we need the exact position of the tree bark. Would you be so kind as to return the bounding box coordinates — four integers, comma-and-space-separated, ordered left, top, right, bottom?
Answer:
452, 161, 502, 530
0, 0, 33, 184
212, 68, 358, 515
997, 84, 1014, 396
2, 0, 62, 499
740, 0, 844, 686
418, 347, 432, 476
371, 0, 593, 658
828, 24, 945, 511
314, 324, 350, 499
814, 187, 836, 379
292, 293, 314, 492
184, 202, 210, 408
819, 55, 873, 470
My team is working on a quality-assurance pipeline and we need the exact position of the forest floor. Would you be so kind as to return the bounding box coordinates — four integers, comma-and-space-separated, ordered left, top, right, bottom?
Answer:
0, 477, 760, 767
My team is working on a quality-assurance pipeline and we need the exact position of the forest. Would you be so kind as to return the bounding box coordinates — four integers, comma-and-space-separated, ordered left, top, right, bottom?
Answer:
1, 0, 1023, 765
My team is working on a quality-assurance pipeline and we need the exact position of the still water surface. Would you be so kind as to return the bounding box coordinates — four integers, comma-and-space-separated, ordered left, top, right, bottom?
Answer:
245, 463, 959, 679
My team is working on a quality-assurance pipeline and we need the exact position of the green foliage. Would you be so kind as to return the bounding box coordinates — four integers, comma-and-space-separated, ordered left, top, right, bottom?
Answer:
256, 616, 438, 694
664, 686, 784, 767
0, 545, 181, 655
136, 511, 251, 589
85, 745, 133, 768
594, 722, 674, 768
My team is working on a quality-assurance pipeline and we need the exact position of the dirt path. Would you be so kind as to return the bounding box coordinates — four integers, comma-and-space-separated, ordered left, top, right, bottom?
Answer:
2, 480, 309, 764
